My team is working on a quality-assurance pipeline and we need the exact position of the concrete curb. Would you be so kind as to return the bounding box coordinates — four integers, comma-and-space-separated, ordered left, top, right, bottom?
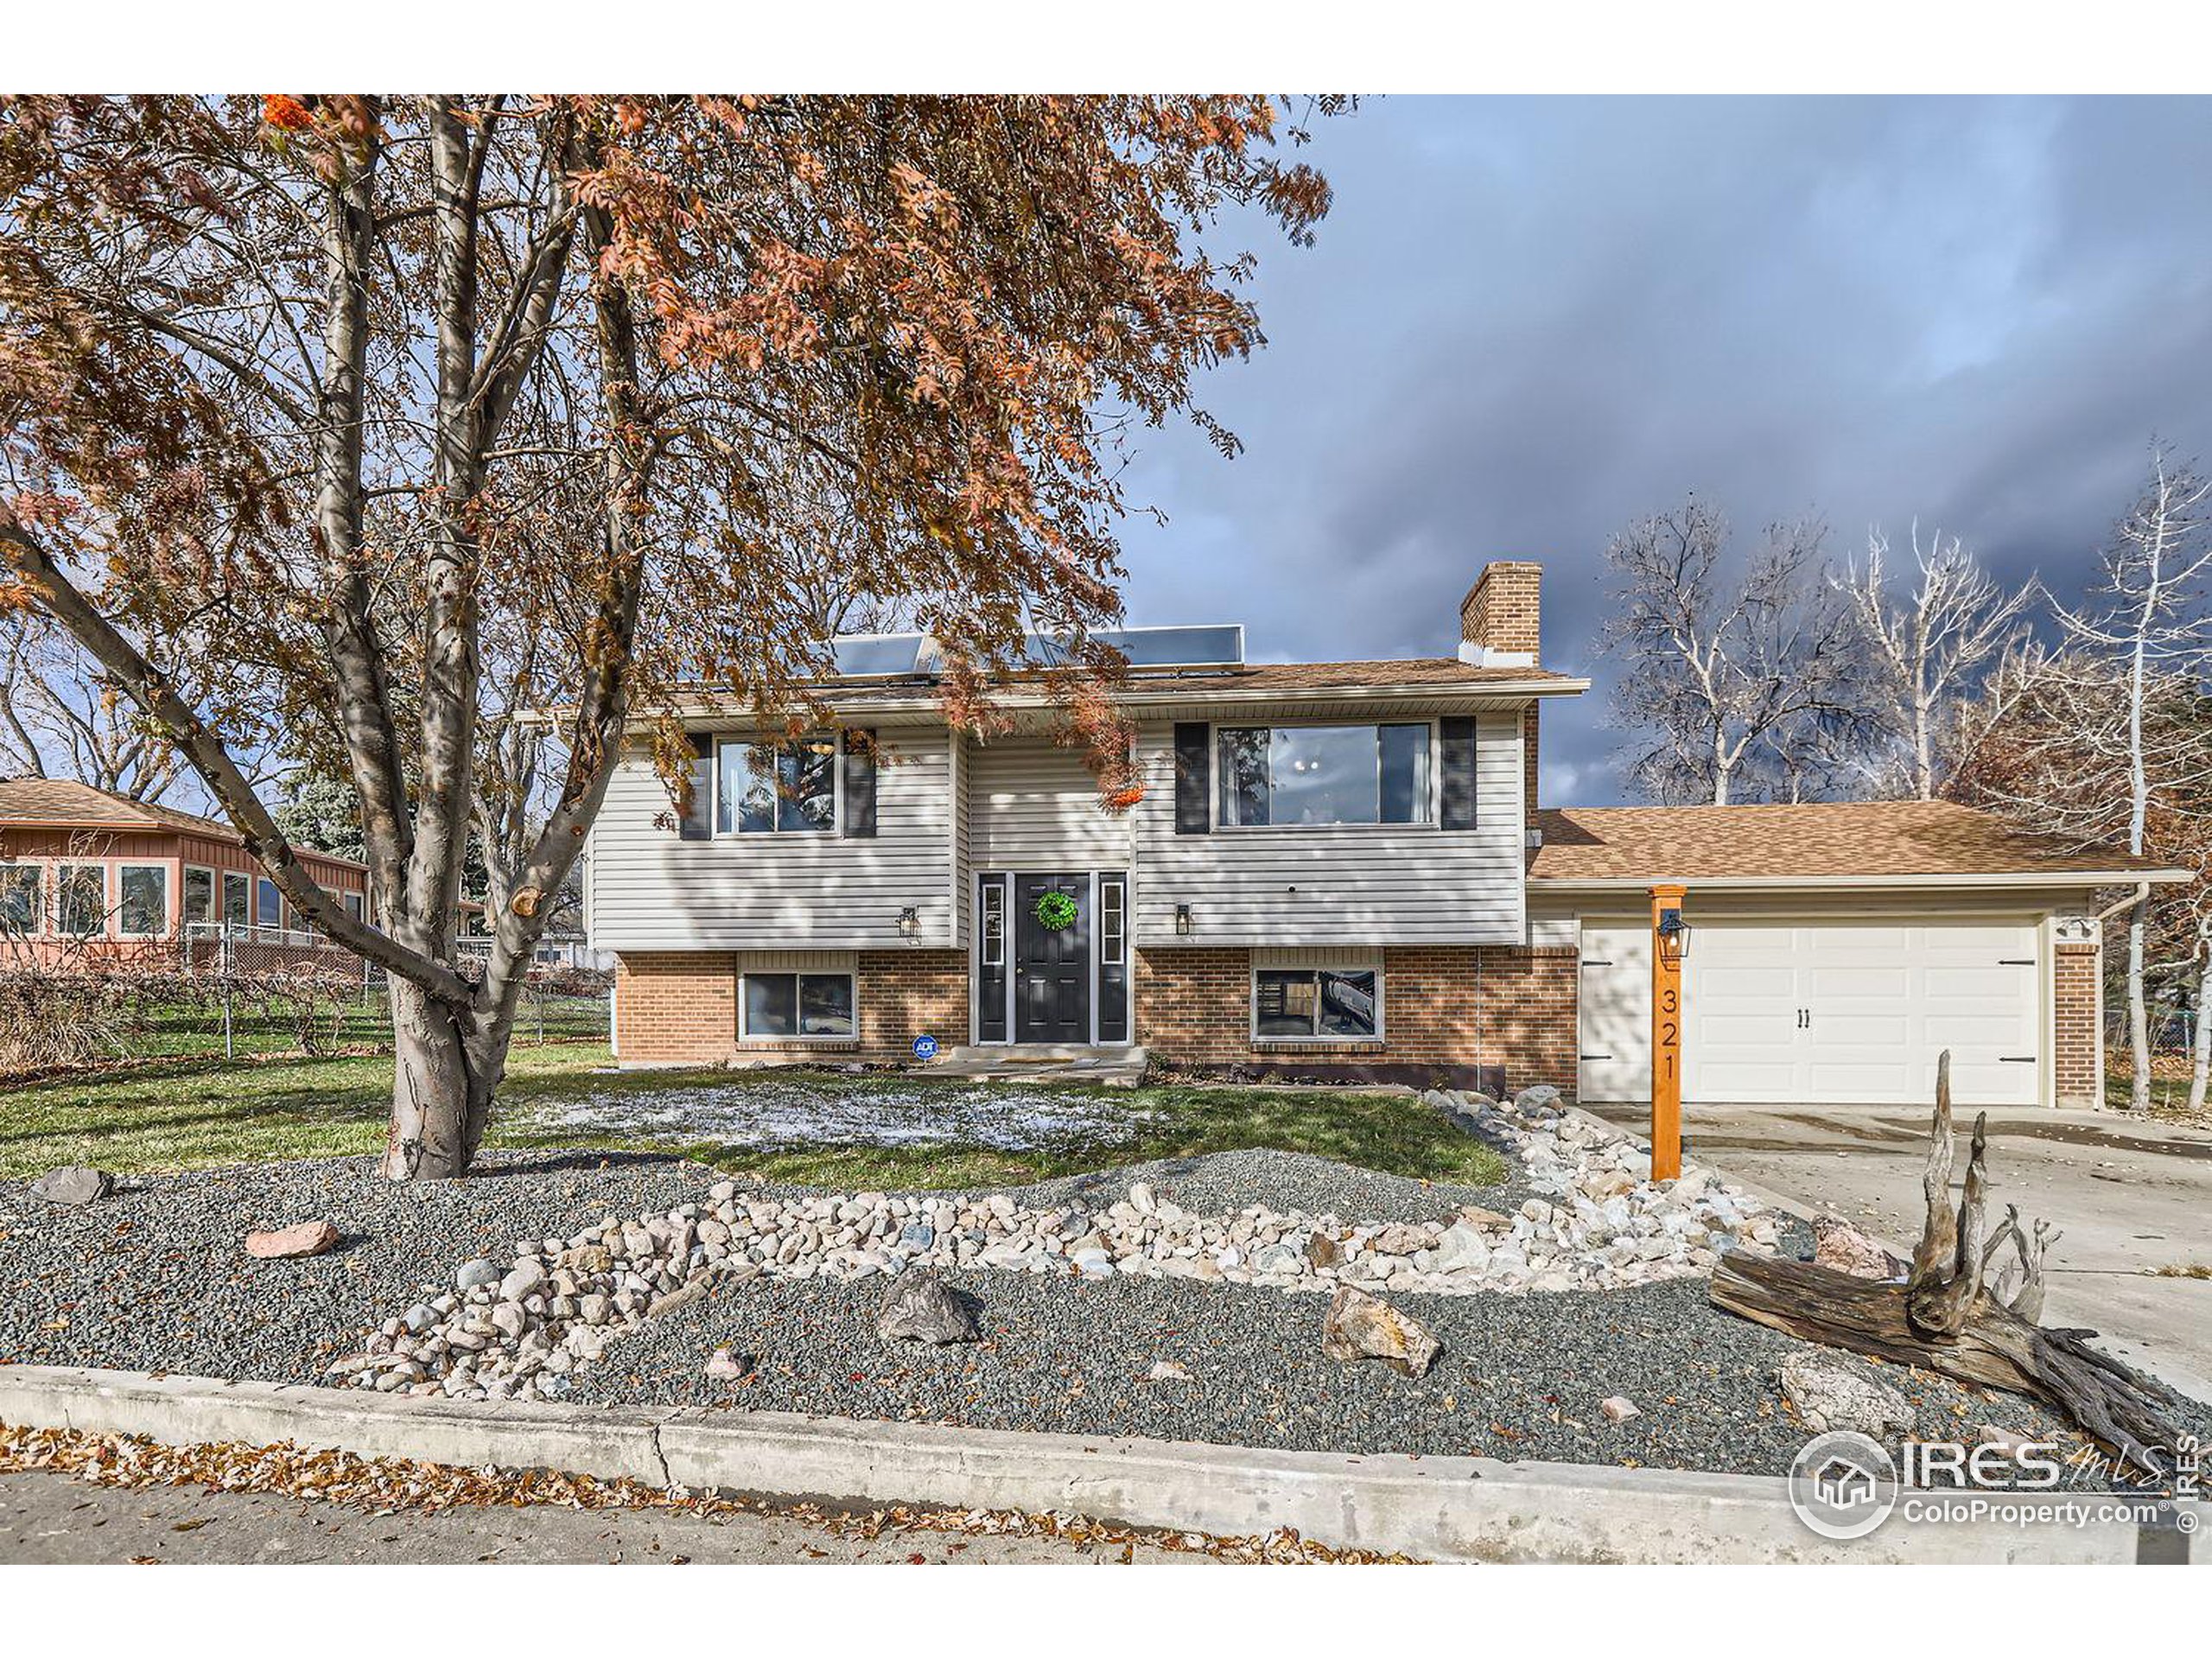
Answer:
0, 1364, 2196, 1564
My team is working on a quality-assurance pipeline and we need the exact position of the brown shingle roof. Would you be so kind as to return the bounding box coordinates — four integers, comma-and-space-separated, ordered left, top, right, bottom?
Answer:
1529, 801, 2179, 884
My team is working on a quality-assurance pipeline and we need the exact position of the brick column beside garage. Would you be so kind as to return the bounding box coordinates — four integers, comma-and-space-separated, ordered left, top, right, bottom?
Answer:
854, 950, 969, 1063
2053, 942, 2101, 1107
613, 951, 740, 1064
1135, 944, 1579, 1093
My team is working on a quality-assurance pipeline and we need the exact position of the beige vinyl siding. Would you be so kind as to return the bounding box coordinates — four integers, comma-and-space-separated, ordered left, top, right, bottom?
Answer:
587, 730, 955, 950
966, 738, 1135, 872
949, 734, 972, 949
1128, 712, 1526, 947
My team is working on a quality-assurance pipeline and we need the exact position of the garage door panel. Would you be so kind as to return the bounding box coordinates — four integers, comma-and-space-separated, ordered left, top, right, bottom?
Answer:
1683, 919, 2041, 1107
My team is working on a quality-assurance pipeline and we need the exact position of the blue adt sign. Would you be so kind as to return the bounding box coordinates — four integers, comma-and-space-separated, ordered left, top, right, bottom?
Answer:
912, 1033, 939, 1061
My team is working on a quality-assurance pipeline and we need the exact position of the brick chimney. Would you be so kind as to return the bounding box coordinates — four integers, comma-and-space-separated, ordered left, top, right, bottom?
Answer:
1457, 561, 1541, 666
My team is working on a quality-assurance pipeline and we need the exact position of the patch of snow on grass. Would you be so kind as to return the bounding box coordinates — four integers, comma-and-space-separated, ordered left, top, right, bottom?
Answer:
526, 1079, 1158, 1153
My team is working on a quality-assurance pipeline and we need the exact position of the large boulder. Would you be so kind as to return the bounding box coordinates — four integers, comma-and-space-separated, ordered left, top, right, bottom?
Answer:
1812, 1217, 1908, 1281
875, 1271, 980, 1345
1779, 1353, 1914, 1439
1514, 1084, 1564, 1116
245, 1220, 340, 1259
29, 1166, 112, 1206
1321, 1286, 1441, 1377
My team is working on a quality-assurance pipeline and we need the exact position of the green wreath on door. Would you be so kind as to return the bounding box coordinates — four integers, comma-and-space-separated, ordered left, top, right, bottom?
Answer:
1033, 890, 1079, 931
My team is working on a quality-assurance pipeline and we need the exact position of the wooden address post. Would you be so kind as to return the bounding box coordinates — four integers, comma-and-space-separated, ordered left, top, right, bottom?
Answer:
1649, 883, 1685, 1182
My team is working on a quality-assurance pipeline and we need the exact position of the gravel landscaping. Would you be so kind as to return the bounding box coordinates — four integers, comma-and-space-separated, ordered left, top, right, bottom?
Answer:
4, 1087, 2202, 1485
562, 1269, 2094, 1476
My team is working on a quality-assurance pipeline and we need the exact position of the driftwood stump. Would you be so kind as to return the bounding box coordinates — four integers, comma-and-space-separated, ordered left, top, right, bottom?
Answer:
1710, 1052, 2191, 1474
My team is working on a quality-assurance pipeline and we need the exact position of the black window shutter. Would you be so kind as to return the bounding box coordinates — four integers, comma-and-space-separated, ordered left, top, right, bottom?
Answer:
1440, 717, 1478, 830
679, 734, 714, 840
1173, 723, 1211, 835
843, 730, 877, 837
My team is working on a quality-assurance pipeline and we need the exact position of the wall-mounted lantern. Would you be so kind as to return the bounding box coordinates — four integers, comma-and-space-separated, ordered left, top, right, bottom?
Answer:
896, 906, 920, 940
1174, 903, 1193, 938
1656, 906, 1691, 970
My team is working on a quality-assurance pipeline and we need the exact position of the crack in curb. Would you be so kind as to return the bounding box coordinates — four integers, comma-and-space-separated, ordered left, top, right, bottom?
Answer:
645, 1419, 671, 1488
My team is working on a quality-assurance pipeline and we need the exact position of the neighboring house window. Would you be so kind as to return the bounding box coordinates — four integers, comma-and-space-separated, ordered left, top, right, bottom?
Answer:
118, 864, 168, 937
183, 867, 215, 927
716, 737, 837, 835
343, 893, 364, 923
1217, 724, 1433, 827
57, 863, 105, 938
256, 876, 282, 928
0, 863, 41, 934
222, 871, 251, 928
741, 972, 856, 1039
1254, 965, 1382, 1041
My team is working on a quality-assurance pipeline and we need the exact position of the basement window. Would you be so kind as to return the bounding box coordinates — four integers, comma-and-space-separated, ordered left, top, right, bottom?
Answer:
742, 972, 856, 1040
1254, 966, 1382, 1042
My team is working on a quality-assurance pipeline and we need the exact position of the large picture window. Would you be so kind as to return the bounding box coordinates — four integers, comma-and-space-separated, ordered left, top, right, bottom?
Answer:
1217, 724, 1433, 827
118, 864, 168, 937
717, 738, 837, 835
0, 863, 41, 934
741, 971, 856, 1039
1254, 966, 1381, 1041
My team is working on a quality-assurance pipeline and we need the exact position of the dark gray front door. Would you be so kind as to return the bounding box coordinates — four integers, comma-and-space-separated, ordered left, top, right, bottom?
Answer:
1014, 873, 1091, 1044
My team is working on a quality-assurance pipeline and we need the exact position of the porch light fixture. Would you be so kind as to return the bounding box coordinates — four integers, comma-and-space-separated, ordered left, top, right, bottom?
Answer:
1174, 903, 1193, 938
1656, 906, 1690, 969
896, 906, 920, 940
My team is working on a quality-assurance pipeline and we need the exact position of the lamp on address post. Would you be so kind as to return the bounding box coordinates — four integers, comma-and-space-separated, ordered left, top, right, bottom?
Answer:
1649, 884, 1688, 1183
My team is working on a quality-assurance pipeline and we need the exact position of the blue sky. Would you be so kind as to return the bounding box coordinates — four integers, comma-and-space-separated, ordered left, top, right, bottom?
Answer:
1108, 95, 2212, 805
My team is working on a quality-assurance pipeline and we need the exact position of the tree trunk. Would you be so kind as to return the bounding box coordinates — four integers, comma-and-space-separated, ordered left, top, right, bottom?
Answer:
2126, 896, 2152, 1113
382, 979, 512, 1179
2188, 927, 2210, 1116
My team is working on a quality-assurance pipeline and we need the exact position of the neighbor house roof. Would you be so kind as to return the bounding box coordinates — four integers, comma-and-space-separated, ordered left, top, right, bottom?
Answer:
0, 778, 369, 871
1528, 801, 2190, 888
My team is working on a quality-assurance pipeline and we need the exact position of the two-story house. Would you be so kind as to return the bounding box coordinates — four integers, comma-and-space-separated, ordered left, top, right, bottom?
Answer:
584, 562, 2182, 1109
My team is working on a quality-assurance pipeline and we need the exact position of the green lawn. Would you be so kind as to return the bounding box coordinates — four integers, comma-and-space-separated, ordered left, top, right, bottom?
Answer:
0, 1042, 1506, 1191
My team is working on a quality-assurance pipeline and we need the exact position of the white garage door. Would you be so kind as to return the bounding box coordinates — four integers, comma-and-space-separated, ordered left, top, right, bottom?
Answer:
1579, 919, 2044, 1107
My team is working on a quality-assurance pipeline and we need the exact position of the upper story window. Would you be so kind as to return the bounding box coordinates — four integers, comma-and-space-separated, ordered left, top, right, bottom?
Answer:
716, 737, 837, 835
1217, 723, 1433, 828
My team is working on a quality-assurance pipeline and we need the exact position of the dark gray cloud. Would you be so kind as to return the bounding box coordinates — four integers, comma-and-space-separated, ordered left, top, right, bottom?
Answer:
1108, 96, 2212, 804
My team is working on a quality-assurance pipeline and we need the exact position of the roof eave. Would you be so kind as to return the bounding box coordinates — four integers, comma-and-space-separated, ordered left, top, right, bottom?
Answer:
1526, 869, 2194, 893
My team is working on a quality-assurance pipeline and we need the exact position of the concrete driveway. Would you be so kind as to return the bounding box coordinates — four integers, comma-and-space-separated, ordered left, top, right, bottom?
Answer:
1586, 1100, 2212, 1402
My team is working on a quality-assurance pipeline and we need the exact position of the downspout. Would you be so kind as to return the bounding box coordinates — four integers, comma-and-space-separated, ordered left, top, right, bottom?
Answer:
2095, 880, 2152, 928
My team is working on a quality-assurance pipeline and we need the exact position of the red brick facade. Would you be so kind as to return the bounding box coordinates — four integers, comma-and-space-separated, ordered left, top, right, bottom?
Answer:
613, 950, 966, 1066
1135, 944, 1579, 1093
2053, 941, 2101, 1107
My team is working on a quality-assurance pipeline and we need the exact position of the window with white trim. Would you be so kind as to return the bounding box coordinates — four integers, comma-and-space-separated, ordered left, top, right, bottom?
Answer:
981, 881, 1005, 967
255, 876, 282, 928
57, 862, 105, 938
741, 972, 856, 1039
1254, 965, 1381, 1040
118, 863, 168, 937
0, 863, 42, 935
1217, 723, 1433, 827
716, 737, 837, 835
1099, 875, 1126, 965
183, 866, 216, 926
221, 871, 251, 928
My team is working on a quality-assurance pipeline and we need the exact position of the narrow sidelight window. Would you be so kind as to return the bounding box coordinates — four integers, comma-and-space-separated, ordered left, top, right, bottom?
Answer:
1254, 966, 1381, 1040
981, 880, 1005, 967
1100, 876, 1126, 965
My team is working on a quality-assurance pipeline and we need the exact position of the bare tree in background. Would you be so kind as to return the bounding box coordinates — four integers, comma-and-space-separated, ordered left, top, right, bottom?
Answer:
1601, 497, 1868, 805
1835, 524, 2037, 800
0, 615, 185, 800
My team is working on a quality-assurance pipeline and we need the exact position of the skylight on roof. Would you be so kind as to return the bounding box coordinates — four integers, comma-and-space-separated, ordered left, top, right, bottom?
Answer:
827, 624, 1244, 677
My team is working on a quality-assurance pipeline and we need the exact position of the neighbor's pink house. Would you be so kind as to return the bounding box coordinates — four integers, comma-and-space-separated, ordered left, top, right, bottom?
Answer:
0, 779, 372, 962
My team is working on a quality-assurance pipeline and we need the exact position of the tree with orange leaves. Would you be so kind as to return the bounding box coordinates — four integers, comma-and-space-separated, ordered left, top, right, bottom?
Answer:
0, 94, 1334, 1176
